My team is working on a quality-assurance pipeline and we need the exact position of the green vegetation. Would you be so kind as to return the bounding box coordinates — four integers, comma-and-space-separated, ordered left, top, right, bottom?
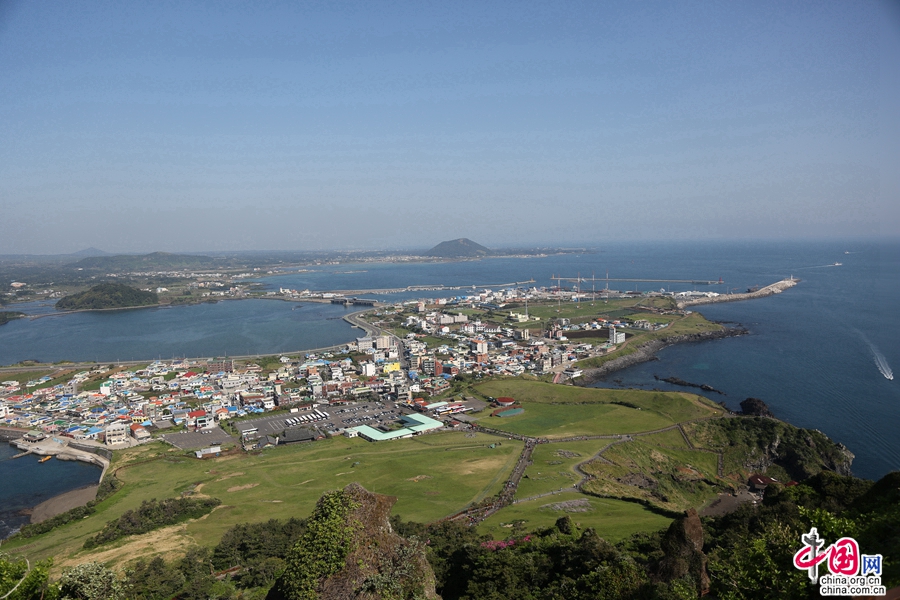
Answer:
425, 238, 493, 258
515, 440, 602, 500
56, 283, 158, 310
72, 252, 223, 272
0, 554, 56, 600
271, 490, 360, 600
58, 562, 125, 600
83, 497, 222, 549
8, 467, 899, 600
478, 492, 673, 543
0, 311, 25, 325
684, 417, 854, 482
3, 432, 522, 569
470, 380, 721, 438
580, 440, 722, 513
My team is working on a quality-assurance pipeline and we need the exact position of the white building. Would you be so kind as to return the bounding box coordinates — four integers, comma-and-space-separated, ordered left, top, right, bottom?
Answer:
105, 422, 130, 446
360, 363, 376, 377
609, 326, 626, 344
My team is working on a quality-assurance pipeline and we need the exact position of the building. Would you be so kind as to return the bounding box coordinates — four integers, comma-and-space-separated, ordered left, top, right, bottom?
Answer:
374, 335, 393, 350
207, 359, 234, 373
609, 326, 626, 344
130, 424, 151, 441
105, 422, 130, 446
195, 446, 222, 458
345, 413, 443, 442
360, 363, 376, 377
471, 339, 488, 354
749, 474, 777, 492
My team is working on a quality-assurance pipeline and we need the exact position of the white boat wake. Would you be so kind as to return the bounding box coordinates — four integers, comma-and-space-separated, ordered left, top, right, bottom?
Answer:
856, 330, 894, 380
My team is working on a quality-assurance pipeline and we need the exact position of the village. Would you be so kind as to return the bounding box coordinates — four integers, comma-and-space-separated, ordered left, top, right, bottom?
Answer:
0, 285, 691, 458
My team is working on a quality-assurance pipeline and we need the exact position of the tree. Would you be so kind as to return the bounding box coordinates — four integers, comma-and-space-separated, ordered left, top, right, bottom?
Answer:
58, 562, 124, 600
0, 555, 57, 600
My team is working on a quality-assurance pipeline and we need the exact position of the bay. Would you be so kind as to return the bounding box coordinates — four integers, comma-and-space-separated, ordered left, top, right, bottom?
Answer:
0, 443, 101, 539
1, 239, 897, 485
0, 300, 358, 365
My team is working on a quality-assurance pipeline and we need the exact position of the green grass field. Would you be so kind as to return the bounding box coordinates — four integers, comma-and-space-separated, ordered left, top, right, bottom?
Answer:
478, 491, 672, 542
473, 402, 676, 438
515, 440, 609, 500
5, 432, 522, 571
0, 370, 56, 386
576, 312, 723, 370
637, 428, 690, 449
470, 380, 721, 439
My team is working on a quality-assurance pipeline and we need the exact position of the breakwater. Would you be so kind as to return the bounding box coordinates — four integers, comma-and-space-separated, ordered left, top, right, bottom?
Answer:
9, 437, 110, 472
677, 278, 798, 309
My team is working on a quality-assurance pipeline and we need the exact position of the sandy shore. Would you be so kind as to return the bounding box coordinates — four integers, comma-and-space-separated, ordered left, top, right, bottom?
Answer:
29, 484, 99, 524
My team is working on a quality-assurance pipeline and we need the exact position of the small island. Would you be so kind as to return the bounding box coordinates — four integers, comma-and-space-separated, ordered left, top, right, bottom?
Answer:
0, 311, 25, 326
55, 283, 159, 311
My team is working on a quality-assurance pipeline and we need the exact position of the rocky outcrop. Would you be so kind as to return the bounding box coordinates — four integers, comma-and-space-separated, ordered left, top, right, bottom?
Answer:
739, 397, 773, 417
655, 508, 710, 595
270, 483, 439, 600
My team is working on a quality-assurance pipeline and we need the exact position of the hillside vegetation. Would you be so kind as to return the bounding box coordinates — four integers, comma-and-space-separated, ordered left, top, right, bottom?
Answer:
55, 283, 158, 310
4, 472, 896, 600
425, 238, 493, 258
72, 251, 224, 271
0, 311, 24, 325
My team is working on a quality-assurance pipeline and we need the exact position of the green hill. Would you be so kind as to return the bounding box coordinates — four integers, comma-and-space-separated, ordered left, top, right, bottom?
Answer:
72, 252, 222, 272
425, 238, 493, 258
56, 283, 159, 310
0, 311, 25, 326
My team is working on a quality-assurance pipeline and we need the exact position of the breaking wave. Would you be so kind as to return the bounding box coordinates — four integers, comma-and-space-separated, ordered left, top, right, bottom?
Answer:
856, 330, 894, 380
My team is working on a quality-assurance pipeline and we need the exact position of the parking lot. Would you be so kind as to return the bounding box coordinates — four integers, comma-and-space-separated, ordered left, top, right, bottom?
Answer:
162, 425, 236, 450
234, 401, 408, 439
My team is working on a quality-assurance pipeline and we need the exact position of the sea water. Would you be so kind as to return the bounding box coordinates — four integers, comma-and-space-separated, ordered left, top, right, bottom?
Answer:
1, 239, 896, 487
0, 299, 358, 365
0, 443, 101, 539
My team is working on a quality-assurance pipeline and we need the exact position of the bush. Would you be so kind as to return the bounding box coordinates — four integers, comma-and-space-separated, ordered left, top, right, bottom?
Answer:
83, 497, 220, 549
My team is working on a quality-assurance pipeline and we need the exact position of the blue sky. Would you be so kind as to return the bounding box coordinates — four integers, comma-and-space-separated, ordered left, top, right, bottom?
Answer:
1, 0, 898, 253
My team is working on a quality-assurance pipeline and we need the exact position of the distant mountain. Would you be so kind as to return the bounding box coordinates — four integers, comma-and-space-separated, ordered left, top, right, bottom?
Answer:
56, 283, 158, 310
425, 238, 493, 258
73, 252, 222, 271
70, 247, 109, 257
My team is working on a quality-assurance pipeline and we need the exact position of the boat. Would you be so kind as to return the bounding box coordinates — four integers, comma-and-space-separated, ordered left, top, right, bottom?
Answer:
833, 262, 842, 266
38, 455, 52, 463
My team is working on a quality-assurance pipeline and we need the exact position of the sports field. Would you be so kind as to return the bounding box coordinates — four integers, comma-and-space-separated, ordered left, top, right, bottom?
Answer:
5, 432, 522, 571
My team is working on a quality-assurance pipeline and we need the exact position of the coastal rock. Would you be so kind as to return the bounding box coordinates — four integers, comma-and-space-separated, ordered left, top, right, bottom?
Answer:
739, 397, 773, 418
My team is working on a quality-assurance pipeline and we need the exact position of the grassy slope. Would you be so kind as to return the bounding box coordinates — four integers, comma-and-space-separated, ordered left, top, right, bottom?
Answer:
580, 440, 723, 513
478, 491, 672, 543
5, 432, 522, 570
516, 440, 610, 500
470, 380, 721, 439
8, 381, 739, 566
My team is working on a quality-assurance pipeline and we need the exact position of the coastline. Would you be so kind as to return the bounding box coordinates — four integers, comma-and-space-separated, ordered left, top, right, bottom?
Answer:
576, 326, 748, 386
28, 484, 100, 524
